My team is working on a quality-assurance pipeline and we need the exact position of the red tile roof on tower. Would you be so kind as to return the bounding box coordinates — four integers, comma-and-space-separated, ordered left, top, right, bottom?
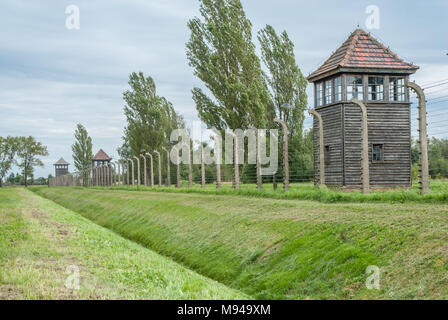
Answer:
92, 149, 111, 161
307, 29, 418, 82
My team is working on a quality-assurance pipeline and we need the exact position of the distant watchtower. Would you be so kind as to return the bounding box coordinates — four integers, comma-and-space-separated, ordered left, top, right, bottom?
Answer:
54, 158, 70, 177
92, 149, 112, 167
307, 29, 419, 189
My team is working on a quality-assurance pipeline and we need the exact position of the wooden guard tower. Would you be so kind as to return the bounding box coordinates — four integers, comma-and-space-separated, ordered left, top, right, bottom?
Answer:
54, 157, 70, 177
307, 29, 419, 189
92, 149, 112, 167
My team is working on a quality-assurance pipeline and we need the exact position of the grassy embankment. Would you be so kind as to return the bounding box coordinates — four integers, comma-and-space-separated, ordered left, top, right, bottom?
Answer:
0, 187, 248, 299
33, 186, 448, 299
96, 180, 448, 203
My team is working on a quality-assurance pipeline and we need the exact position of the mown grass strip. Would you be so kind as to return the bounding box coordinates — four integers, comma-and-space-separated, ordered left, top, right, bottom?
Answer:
32, 186, 448, 299
0, 187, 248, 299
92, 180, 448, 204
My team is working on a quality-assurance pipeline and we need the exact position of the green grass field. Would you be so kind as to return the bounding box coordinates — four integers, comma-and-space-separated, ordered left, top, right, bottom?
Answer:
32, 186, 448, 299
95, 180, 448, 203
0, 187, 248, 299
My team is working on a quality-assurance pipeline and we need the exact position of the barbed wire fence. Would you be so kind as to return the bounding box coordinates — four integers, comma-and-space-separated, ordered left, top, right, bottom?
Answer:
412, 79, 448, 180
50, 78, 448, 190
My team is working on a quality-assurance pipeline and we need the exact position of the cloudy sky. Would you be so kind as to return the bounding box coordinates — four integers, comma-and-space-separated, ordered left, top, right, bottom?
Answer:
1, 0, 447, 178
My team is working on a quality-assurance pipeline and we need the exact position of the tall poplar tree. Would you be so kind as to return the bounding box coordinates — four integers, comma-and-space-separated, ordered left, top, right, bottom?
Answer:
186, 0, 273, 130
71, 124, 93, 171
258, 25, 308, 136
258, 25, 310, 179
121, 72, 184, 158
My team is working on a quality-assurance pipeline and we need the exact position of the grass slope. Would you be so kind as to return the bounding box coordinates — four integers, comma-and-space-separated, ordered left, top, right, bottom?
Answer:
97, 180, 448, 203
0, 187, 248, 299
33, 186, 448, 299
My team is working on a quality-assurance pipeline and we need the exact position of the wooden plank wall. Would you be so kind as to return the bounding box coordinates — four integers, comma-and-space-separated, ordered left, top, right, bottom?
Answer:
343, 103, 411, 188
313, 104, 344, 185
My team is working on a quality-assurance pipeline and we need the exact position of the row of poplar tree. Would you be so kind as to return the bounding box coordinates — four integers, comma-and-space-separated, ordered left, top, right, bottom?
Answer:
116, 0, 313, 183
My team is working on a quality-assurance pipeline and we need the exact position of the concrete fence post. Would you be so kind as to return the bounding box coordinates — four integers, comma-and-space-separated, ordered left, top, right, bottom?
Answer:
162, 147, 170, 187
250, 126, 262, 189
127, 158, 134, 187
274, 118, 289, 191
187, 142, 192, 188
308, 109, 325, 186
172, 146, 182, 188
140, 154, 147, 187
351, 98, 370, 194
120, 160, 124, 185
116, 161, 121, 185
125, 159, 130, 186
133, 156, 140, 186
407, 82, 430, 194
200, 143, 205, 189
210, 134, 222, 189
146, 153, 154, 187
154, 150, 162, 187
110, 163, 115, 185
227, 131, 240, 189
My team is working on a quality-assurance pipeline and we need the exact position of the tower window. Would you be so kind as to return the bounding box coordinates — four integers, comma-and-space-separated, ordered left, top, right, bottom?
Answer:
316, 83, 323, 107
347, 76, 363, 100
368, 77, 384, 101
324, 145, 331, 165
325, 80, 333, 104
389, 77, 405, 102
372, 144, 384, 162
334, 77, 342, 102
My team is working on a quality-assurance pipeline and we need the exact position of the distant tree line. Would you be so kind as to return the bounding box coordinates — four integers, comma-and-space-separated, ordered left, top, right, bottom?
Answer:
0, 136, 48, 187
412, 137, 448, 180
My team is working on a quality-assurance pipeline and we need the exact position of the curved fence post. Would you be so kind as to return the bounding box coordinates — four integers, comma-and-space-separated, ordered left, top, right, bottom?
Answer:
110, 163, 116, 186
407, 82, 430, 194
187, 142, 192, 188
210, 134, 222, 189
154, 150, 162, 187
162, 147, 170, 187
133, 156, 140, 186
116, 161, 121, 185
173, 146, 182, 188
227, 131, 240, 189
125, 159, 130, 186
146, 153, 154, 187
128, 158, 135, 187
200, 143, 205, 189
140, 154, 147, 187
274, 118, 289, 191
308, 109, 325, 187
351, 98, 370, 194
